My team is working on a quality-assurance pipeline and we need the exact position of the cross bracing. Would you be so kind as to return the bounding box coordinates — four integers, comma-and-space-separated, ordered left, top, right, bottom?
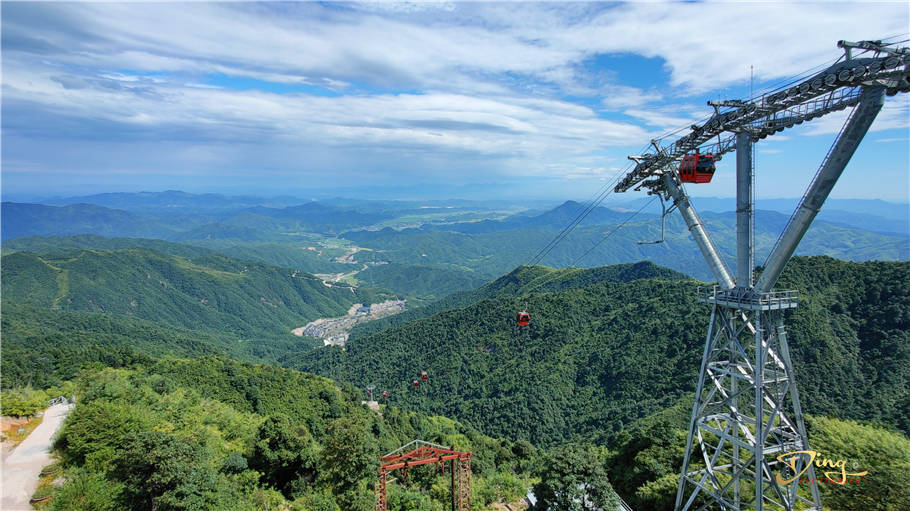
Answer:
611, 39, 909, 511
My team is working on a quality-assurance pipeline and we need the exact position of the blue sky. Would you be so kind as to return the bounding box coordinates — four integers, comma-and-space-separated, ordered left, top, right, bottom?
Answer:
2, 1, 908, 202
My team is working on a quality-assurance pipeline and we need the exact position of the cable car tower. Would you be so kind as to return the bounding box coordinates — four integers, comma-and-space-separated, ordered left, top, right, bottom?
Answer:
614, 40, 909, 511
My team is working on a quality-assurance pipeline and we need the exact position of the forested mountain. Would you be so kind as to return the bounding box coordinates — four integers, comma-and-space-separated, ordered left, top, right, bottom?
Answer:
2, 194, 907, 510
287, 257, 910, 447
355, 263, 488, 305
605, 395, 910, 511
4, 235, 353, 274
3, 234, 216, 259
3, 248, 908, 510
1, 199, 392, 241
5, 198, 906, 283
351, 261, 689, 337
343, 209, 909, 281
242, 202, 392, 233
428, 200, 630, 234
1, 249, 394, 338
32, 357, 534, 510
44, 190, 303, 215
0, 202, 179, 241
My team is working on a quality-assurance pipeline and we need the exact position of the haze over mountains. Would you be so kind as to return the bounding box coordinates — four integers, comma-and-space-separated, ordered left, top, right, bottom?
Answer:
3, 191, 907, 284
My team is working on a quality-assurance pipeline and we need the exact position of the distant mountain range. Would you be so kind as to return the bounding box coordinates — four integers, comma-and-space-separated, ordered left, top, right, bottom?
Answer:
3, 194, 907, 284
41, 190, 305, 215
0, 200, 388, 240
342, 201, 909, 280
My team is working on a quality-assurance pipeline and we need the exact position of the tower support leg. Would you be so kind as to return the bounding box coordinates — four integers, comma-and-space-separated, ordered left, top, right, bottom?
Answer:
736, 131, 754, 288
674, 291, 821, 511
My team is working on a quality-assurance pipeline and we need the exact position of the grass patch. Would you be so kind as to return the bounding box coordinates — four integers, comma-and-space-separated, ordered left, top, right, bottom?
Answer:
1, 412, 45, 449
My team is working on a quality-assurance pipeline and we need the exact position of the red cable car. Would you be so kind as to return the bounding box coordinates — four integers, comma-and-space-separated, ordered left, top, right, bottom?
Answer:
413, 379, 420, 389
516, 311, 530, 326
679, 151, 716, 183
420, 371, 429, 382
382, 391, 389, 399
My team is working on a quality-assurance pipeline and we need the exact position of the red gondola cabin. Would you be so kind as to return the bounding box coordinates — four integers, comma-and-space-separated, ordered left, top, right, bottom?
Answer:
516, 311, 530, 326
382, 391, 389, 399
679, 152, 716, 183
413, 380, 420, 389
420, 371, 429, 382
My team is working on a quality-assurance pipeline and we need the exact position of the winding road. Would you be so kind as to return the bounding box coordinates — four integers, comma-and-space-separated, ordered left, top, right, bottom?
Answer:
1, 403, 73, 511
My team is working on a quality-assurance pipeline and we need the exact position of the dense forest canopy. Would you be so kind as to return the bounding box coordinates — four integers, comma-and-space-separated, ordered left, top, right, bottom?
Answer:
38, 358, 535, 510
2, 224, 907, 511
290, 257, 910, 446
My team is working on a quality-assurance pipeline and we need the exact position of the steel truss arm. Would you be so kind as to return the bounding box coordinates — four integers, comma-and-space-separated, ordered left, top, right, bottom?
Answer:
616, 41, 909, 194
662, 174, 735, 289
755, 86, 885, 293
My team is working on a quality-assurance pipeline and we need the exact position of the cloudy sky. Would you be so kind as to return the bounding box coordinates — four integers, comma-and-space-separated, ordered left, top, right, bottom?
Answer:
2, 1, 908, 201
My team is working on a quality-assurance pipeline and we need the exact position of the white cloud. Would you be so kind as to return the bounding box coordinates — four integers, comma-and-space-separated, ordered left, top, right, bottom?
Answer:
2, 57, 649, 179
9, 2, 906, 97
801, 94, 910, 136
623, 106, 705, 132
2, 1, 908, 193
602, 85, 662, 110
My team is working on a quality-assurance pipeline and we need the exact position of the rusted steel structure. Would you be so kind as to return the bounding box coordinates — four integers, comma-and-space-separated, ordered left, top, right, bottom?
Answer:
374, 440, 472, 511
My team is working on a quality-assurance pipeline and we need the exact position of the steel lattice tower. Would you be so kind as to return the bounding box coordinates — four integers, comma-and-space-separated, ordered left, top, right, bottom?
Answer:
613, 40, 908, 511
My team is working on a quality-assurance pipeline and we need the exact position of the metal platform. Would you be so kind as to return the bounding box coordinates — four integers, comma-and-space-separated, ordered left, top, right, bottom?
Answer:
698, 286, 799, 311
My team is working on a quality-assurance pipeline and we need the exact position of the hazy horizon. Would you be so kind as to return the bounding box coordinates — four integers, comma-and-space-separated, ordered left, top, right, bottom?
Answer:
3, 188, 908, 215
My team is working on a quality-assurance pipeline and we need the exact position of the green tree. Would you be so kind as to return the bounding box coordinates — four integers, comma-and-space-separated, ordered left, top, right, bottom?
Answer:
291, 489, 341, 511
319, 415, 379, 496
808, 416, 910, 511
0, 387, 49, 417
49, 468, 123, 511
532, 444, 619, 511
248, 415, 317, 497
112, 431, 227, 511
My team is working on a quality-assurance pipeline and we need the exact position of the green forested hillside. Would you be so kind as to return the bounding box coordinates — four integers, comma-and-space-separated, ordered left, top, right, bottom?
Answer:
185, 240, 352, 274
351, 261, 689, 338
3, 234, 354, 275
3, 250, 908, 510
43, 357, 534, 511
288, 257, 910, 448
0, 301, 333, 389
354, 263, 488, 305
1, 249, 395, 338
3, 234, 215, 259
0, 202, 180, 241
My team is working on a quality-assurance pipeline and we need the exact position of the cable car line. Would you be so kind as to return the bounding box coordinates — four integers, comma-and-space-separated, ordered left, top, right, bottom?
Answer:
570, 196, 658, 267
525, 161, 637, 268
526, 173, 622, 267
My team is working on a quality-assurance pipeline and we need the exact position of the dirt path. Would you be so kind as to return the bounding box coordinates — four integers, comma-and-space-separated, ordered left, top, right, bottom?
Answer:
1, 403, 73, 510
